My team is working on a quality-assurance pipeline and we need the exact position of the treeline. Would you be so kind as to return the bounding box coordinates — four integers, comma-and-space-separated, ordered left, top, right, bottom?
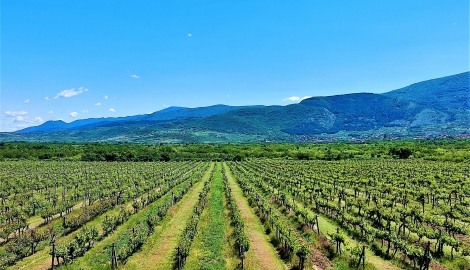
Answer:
0, 139, 469, 162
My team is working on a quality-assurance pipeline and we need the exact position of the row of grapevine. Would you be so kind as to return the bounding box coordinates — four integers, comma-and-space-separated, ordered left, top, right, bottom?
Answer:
175, 165, 215, 269
0, 161, 204, 268
222, 165, 250, 267
226, 163, 312, 269
238, 159, 470, 269
53, 162, 208, 268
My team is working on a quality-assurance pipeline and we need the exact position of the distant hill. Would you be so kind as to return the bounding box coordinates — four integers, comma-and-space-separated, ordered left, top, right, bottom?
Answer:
2, 72, 469, 143
18, 105, 264, 134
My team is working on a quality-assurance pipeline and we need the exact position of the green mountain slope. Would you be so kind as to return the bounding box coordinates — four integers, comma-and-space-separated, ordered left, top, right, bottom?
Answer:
1, 72, 468, 143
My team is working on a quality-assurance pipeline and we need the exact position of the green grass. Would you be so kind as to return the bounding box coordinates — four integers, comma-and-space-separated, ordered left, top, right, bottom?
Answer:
8, 206, 122, 270
291, 195, 400, 270
184, 163, 228, 270
64, 176, 203, 270
122, 163, 214, 270
223, 163, 287, 270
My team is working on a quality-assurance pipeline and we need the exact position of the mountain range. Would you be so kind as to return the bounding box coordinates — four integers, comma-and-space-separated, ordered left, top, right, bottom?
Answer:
1, 72, 469, 143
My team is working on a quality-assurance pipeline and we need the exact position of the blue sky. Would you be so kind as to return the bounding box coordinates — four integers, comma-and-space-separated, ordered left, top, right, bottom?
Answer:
1, 1, 468, 131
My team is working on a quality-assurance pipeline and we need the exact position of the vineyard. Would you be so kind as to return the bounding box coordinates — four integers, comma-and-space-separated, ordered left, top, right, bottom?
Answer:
0, 159, 469, 269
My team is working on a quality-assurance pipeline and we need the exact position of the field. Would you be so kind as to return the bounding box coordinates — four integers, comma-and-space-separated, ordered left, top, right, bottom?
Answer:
1, 153, 469, 270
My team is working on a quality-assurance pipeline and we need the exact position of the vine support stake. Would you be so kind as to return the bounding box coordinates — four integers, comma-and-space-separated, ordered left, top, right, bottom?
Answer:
314, 215, 320, 234
240, 244, 245, 269
177, 246, 182, 270
111, 242, 118, 269
51, 240, 55, 270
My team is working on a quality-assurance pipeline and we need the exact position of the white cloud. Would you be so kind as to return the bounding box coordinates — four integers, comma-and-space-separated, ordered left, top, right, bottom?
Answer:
109, 108, 116, 112
127, 69, 139, 79
453, 22, 458, 25
4, 111, 28, 116
104, 95, 108, 99
12, 116, 26, 122
82, 110, 89, 113
48, 111, 54, 114
283, 96, 300, 102
45, 97, 50, 100
69, 112, 78, 117
95, 102, 101, 106
5, 115, 44, 126
24, 99, 30, 103
187, 33, 192, 37
54, 87, 88, 99
282, 96, 312, 102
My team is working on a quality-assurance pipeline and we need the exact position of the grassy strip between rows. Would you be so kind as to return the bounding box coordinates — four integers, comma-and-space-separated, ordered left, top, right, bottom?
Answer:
61, 164, 209, 270
3, 163, 202, 269
184, 163, 229, 269
232, 161, 399, 270
223, 163, 287, 270
222, 163, 251, 270
121, 163, 214, 270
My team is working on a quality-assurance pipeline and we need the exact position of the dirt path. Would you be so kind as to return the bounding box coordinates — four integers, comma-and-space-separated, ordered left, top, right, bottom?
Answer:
0, 201, 83, 244
122, 163, 214, 270
184, 163, 230, 269
223, 163, 287, 270
315, 213, 399, 270
10, 178, 173, 269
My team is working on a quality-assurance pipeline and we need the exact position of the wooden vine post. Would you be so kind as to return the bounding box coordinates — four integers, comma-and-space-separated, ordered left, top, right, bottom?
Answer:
111, 242, 118, 269
421, 241, 431, 270
50, 239, 55, 270
30, 229, 35, 255
356, 245, 367, 269
298, 252, 306, 270
239, 244, 245, 269
177, 246, 182, 270
315, 215, 320, 234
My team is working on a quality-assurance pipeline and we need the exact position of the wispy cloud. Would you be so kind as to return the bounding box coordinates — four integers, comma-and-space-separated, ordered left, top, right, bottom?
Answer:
95, 102, 101, 106
82, 110, 89, 113
24, 99, 30, 103
11, 116, 26, 122
7, 115, 43, 124
48, 111, 54, 114
283, 96, 300, 102
187, 33, 192, 37
127, 69, 139, 79
54, 87, 88, 99
45, 97, 50, 100
104, 95, 108, 99
109, 108, 116, 112
4, 111, 28, 116
282, 96, 312, 102
69, 112, 78, 117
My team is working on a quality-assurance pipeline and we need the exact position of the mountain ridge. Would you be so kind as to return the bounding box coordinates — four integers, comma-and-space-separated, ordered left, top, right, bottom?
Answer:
3, 72, 469, 143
